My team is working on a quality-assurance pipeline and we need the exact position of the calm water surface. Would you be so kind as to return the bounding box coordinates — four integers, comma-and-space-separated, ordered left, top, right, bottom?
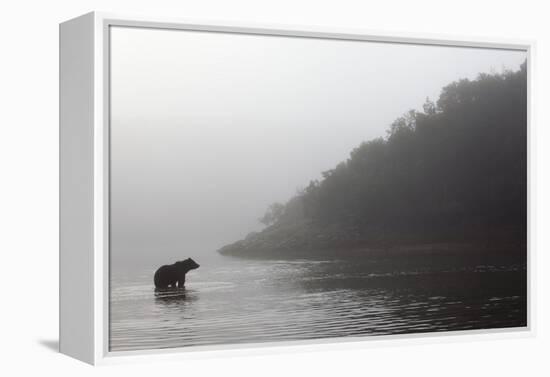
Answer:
109, 251, 526, 351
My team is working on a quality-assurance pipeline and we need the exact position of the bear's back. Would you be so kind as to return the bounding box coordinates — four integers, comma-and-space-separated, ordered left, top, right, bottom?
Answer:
154, 264, 176, 287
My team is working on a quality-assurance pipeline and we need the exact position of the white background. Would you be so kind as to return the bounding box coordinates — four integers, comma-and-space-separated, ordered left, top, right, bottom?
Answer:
0, 0, 548, 375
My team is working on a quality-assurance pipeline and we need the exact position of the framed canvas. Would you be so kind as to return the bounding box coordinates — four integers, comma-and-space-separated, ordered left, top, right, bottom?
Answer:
59, 12, 534, 365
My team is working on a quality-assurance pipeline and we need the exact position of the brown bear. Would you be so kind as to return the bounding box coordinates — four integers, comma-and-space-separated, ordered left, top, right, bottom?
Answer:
153, 258, 200, 289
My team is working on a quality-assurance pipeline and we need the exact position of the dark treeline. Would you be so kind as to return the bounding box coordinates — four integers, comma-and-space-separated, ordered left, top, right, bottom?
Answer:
220, 63, 527, 256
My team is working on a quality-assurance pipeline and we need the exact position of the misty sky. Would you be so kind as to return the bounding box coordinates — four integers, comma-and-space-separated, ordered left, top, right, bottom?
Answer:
109, 26, 526, 264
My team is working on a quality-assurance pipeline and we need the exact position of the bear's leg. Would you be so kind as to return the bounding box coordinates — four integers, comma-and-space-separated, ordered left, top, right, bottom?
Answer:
178, 277, 185, 288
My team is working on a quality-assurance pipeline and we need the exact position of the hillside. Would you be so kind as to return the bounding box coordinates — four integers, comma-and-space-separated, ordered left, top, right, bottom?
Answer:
218, 64, 527, 258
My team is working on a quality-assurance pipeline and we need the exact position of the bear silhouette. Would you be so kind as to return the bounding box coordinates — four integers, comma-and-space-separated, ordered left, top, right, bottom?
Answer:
154, 258, 200, 289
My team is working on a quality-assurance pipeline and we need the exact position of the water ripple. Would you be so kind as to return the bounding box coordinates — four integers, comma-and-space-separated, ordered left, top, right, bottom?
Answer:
110, 254, 527, 351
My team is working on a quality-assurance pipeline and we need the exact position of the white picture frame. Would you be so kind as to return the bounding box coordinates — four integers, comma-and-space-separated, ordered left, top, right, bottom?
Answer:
59, 11, 535, 365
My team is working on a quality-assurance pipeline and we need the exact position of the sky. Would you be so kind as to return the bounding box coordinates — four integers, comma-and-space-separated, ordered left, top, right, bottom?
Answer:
109, 25, 526, 266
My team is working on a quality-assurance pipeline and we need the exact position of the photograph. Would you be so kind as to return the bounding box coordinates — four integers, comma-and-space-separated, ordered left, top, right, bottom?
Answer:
108, 25, 527, 352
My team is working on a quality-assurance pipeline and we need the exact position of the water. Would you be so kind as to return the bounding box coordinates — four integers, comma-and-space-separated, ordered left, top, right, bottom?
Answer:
109, 250, 526, 351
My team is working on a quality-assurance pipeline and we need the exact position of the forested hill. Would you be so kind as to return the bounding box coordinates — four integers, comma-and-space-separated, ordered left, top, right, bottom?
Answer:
218, 63, 527, 258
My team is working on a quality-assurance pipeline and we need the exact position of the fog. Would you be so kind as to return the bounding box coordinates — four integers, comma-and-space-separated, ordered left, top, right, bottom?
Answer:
109, 26, 526, 267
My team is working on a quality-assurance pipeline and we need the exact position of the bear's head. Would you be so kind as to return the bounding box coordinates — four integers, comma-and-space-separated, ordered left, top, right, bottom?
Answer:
176, 258, 200, 271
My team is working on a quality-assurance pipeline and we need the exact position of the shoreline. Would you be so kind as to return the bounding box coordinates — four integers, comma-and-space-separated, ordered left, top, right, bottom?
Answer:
218, 241, 527, 261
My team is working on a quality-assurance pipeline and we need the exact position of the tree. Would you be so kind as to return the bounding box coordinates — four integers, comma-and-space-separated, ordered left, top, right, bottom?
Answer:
259, 202, 285, 226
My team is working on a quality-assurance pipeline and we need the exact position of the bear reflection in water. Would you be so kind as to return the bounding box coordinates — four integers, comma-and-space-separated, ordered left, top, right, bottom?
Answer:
153, 288, 198, 304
